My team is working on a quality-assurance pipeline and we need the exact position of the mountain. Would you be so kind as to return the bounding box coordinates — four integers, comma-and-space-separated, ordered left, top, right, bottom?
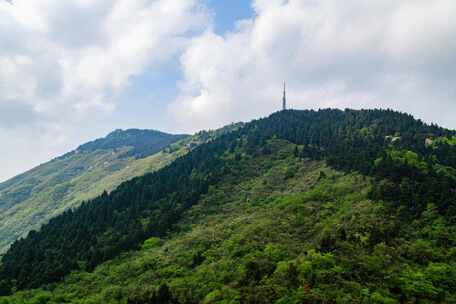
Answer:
0, 124, 244, 255
74, 129, 186, 159
0, 129, 187, 254
1, 109, 456, 303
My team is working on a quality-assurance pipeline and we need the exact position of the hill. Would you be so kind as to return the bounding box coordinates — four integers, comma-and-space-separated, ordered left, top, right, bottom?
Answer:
1, 109, 456, 303
0, 129, 187, 254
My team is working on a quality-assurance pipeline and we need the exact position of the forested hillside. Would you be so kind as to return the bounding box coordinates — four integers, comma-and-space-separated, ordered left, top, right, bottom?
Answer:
0, 123, 243, 255
1, 109, 456, 303
0, 129, 187, 254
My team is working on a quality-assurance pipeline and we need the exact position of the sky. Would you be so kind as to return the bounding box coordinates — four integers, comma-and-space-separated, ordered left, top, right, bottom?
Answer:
0, 0, 456, 182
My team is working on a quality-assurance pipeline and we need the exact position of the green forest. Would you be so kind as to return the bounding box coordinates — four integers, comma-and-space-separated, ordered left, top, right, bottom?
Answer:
1, 109, 456, 303
0, 125, 240, 255
0, 129, 187, 255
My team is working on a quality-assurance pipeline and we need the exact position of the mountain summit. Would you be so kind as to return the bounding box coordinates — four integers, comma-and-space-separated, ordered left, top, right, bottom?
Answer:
1, 109, 456, 303
75, 129, 187, 159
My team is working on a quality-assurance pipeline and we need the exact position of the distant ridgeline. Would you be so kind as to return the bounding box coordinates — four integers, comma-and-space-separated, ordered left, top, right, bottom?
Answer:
0, 129, 188, 255
1, 109, 456, 299
70, 129, 187, 159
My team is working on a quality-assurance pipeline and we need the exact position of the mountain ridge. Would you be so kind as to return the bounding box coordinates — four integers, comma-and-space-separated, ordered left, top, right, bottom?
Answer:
0, 129, 187, 254
1, 109, 456, 303
71, 129, 188, 159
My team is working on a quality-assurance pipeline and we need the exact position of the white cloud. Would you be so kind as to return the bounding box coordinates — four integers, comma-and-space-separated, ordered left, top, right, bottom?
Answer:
0, 0, 208, 115
2, 0, 456, 181
0, 0, 209, 181
169, 0, 456, 132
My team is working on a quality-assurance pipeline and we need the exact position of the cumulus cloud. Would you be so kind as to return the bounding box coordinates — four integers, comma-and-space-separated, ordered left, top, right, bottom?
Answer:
0, 0, 209, 181
170, 0, 456, 132
1, 0, 208, 115
2, 0, 456, 181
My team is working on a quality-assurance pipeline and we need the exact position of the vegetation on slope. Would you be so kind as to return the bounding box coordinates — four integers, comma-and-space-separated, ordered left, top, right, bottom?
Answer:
1, 109, 456, 303
0, 129, 186, 254
2, 139, 456, 303
73, 129, 187, 159
0, 122, 243, 255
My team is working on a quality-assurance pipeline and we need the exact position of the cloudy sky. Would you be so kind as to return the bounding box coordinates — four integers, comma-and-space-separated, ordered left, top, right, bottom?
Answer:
0, 0, 455, 182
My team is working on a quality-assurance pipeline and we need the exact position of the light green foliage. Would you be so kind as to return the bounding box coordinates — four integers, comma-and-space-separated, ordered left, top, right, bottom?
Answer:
391, 149, 428, 171
398, 268, 441, 299
376, 149, 428, 172
433, 136, 456, 147
2, 139, 455, 303
142, 237, 161, 250
448, 136, 456, 145
0, 145, 187, 254
0, 124, 244, 254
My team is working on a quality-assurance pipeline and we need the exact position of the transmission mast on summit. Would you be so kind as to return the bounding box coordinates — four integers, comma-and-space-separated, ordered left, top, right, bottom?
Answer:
282, 81, 287, 110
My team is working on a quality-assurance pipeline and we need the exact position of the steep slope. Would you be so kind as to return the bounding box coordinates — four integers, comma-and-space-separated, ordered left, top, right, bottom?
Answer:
0, 129, 187, 254
3, 139, 456, 304
1, 109, 456, 303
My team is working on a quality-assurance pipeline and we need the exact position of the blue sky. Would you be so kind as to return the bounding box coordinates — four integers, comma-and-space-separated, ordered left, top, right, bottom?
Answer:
205, 0, 254, 34
107, 0, 254, 135
1, 0, 456, 181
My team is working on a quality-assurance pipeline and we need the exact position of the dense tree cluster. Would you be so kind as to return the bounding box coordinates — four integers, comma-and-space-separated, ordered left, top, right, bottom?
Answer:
1, 108, 455, 296
0, 127, 189, 257
127, 284, 182, 304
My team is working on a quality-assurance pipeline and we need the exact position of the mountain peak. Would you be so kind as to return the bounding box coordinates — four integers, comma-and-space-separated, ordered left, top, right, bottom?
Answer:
77, 129, 188, 158
2, 109, 456, 303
